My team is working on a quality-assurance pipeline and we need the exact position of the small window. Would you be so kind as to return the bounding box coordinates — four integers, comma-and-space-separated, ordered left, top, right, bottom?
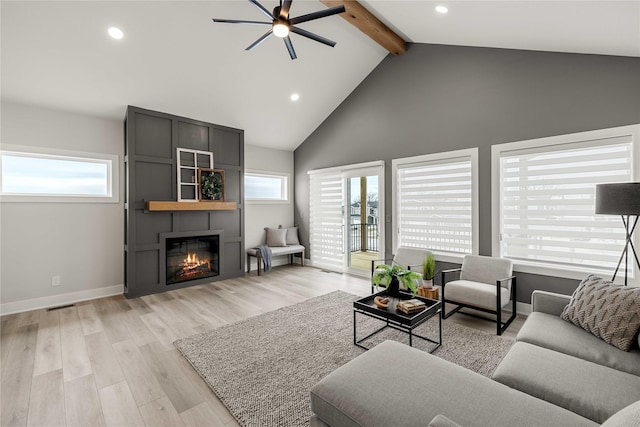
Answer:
245, 171, 289, 202
0, 147, 119, 203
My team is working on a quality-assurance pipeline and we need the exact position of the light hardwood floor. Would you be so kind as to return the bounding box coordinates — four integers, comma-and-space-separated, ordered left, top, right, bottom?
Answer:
1, 265, 526, 427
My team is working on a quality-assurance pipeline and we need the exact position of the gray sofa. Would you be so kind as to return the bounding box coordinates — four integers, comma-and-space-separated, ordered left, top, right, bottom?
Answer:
310, 290, 640, 427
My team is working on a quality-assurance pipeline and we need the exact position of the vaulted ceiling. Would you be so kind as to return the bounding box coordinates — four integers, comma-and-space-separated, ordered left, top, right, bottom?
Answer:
2, 1, 638, 150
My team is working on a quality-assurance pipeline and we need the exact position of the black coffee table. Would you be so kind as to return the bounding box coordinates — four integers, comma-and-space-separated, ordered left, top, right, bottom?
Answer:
353, 290, 442, 352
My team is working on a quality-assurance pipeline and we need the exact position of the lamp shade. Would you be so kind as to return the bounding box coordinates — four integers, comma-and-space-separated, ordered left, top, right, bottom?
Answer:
595, 183, 640, 215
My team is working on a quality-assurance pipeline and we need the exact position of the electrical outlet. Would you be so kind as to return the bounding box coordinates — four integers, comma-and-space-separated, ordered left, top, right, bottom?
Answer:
51, 276, 61, 287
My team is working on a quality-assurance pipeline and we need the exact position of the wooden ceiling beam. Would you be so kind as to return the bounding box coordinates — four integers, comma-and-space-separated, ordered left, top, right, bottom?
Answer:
320, 0, 407, 55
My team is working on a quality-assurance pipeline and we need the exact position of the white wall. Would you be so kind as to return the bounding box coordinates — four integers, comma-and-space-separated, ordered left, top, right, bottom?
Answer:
244, 144, 295, 270
1, 102, 124, 314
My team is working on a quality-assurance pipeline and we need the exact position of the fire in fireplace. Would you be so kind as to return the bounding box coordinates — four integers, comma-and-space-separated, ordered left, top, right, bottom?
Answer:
165, 235, 220, 285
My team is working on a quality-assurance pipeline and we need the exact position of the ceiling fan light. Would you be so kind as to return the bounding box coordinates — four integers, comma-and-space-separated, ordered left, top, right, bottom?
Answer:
273, 22, 290, 38
108, 27, 124, 39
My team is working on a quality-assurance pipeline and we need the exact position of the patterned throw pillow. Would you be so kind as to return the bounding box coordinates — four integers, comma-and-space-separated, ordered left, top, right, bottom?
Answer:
561, 274, 640, 351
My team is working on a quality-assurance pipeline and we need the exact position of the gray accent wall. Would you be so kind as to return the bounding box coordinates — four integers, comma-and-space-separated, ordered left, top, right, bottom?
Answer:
124, 106, 245, 298
294, 43, 640, 302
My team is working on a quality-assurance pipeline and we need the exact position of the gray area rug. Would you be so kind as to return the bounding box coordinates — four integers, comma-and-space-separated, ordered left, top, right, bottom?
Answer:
174, 290, 514, 427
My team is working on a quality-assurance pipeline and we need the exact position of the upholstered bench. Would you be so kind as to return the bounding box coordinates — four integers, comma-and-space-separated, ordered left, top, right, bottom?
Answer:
247, 226, 305, 275
247, 245, 305, 275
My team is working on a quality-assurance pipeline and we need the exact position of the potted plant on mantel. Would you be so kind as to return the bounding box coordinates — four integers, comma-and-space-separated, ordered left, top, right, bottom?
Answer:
372, 265, 422, 297
422, 253, 436, 288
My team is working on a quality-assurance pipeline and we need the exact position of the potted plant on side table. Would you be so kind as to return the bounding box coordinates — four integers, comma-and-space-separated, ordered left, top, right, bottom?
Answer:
422, 253, 436, 288
418, 253, 439, 299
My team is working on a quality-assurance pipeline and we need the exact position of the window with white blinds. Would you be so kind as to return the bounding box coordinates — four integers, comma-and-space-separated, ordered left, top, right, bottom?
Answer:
493, 125, 638, 280
309, 173, 344, 271
393, 149, 479, 259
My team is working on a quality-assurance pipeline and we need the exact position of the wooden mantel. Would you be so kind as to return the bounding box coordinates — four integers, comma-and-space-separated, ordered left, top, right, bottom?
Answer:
146, 201, 237, 211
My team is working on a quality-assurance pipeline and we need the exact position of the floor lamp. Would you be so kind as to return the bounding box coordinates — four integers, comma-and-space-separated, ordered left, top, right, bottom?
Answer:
595, 183, 640, 286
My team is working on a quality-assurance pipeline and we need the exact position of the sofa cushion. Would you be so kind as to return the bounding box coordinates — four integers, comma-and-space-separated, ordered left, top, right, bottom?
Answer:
601, 400, 640, 427
265, 227, 287, 247
310, 415, 330, 427
531, 290, 571, 316
310, 340, 598, 427
560, 274, 640, 351
269, 245, 304, 256
429, 414, 463, 427
444, 280, 511, 310
517, 312, 640, 376
492, 342, 640, 423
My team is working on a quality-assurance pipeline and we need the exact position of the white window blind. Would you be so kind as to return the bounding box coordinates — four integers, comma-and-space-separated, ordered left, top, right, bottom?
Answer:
395, 150, 477, 256
309, 173, 344, 271
498, 137, 633, 276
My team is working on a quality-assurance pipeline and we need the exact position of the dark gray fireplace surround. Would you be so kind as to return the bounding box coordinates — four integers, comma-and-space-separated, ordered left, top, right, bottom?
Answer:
124, 106, 244, 298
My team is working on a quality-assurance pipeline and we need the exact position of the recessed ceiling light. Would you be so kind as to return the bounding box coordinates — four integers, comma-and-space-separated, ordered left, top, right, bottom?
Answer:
290, 93, 300, 101
435, 5, 448, 14
108, 27, 124, 40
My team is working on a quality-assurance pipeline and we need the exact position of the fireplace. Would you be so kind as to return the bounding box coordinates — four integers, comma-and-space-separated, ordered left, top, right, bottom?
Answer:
163, 232, 221, 285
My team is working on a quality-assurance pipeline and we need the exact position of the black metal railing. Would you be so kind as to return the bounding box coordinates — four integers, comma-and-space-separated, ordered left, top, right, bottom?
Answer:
349, 223, 378, 252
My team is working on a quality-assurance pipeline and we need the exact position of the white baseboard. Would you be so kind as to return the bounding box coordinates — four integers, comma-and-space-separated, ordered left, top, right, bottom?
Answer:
0, 284, 124, 316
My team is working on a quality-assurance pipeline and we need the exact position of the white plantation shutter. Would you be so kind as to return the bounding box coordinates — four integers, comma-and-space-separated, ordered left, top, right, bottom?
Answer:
309, 173, 344, 271
395, 150, 477, 256
498, 137, 633, 276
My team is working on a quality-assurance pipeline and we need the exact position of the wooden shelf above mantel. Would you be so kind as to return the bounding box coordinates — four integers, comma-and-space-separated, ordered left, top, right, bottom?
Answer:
146, 201, 237, 211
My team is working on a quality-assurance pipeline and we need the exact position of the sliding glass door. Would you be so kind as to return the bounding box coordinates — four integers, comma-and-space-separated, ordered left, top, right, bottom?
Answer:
309, 161, 384, 276
345, 174, 381, 274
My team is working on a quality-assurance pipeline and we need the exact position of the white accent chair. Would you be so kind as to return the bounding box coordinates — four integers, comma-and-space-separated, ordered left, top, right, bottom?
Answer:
370, 247, 432, 293
441, 255, 517, 335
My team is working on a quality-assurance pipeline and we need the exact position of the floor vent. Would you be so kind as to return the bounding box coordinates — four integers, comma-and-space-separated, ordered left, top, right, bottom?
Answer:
47, 304, 75, 312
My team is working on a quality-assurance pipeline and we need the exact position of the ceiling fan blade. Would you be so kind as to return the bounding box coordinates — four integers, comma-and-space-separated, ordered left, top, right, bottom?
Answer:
279, 0, 292, 19
212, 18, 271, 25
290, 26, 336, 47
246, 29, 273, 51
248, 0, 275, 19
289, 5, 345, 25
283, 36, 297, 60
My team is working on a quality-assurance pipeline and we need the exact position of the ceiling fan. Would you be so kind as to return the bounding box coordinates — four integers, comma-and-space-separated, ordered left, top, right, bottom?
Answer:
212, 0, 346, 60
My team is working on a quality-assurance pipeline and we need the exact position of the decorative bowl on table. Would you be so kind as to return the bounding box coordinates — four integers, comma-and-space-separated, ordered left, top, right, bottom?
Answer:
373, 296, 390, 309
